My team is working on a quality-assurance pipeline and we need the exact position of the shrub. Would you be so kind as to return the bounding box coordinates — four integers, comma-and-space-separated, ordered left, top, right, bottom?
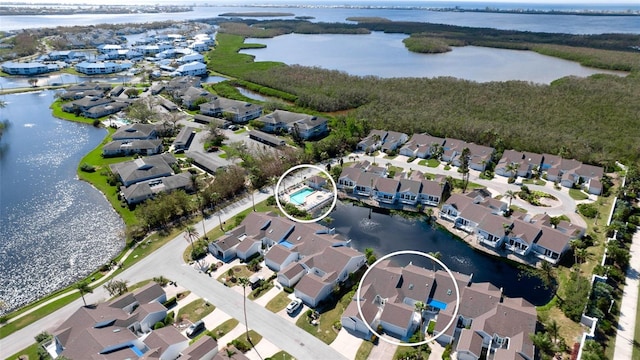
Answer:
80, 163, 96, 172
34, 331, 52, 343
154, 321, 165, 330
229, 339, 250, 353
283, 286, 294, 293
163, 296, 177, 308
407, 156, 416, 163
266, 195, 276, 206
333, 320, 342, 330
164, 311, 175, 325
577, 203, 598, 218
92, 119, 101, 127
444, 165, 451, 171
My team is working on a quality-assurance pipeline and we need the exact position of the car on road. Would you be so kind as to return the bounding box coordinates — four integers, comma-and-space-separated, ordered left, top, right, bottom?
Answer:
286, 298, 303, 315
185, 320, 205, 337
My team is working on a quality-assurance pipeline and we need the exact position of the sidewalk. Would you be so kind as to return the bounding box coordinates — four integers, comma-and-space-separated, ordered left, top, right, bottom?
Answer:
613, 229, 640, 359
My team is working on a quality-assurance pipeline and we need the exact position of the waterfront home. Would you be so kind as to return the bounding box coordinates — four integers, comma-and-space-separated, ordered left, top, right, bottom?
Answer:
112, 123, 159, 141
476, 214, 512, 249
62, 96, 113, 114
172, 61, 207, 77
532, 226, 572, 265
341, 261, 470, 341
46, 283, 182, 359
200, 96, 263, 123
173, 126, 196, 151
178, 86, 214, 108
399, 133, 445, 159
495, 150, 543, 178
418, 178, 445, 206
373, 177, 400, 204
84, 101, 129, 118
59, 89, 106, 101
440, 193, 475, 222
456, 204, 493, 234
102, 139, 163, 157
165, 76, 201, 92
120, 172, 193, 205
75, 61, 122, 75
109, 153, 177, 187
256, 110, 328, 139
505, 219, 542, 256
1, 61, 51, 75
337, 166, 362, 191
354, 172, 379, 197
397, 178, 422, 205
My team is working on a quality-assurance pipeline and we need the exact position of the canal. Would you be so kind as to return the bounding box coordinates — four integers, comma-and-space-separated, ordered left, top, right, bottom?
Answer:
329, 201, 553, 306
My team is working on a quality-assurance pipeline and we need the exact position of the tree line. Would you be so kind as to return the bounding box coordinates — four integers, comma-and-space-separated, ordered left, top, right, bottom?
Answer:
242, 64, 640, 166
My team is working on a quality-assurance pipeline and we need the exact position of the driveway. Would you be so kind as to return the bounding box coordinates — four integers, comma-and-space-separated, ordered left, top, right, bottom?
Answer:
330, 328, 364, 359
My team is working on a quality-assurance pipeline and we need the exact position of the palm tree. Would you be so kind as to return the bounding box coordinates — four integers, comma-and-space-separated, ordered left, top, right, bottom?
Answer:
504, 190, 516, 208
75, 281, 93, 307
459, 147, 471, 193
324, 216, 334, 232
428, 251, 441, 272
238, 277, 251, 341
546, 319, 560, 344
184, 225, 199, 260
191, 174, 208, 240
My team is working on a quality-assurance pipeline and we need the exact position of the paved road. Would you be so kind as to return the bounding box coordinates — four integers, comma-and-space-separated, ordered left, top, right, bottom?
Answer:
1, 174, 344, 359
613, 228, 640, 360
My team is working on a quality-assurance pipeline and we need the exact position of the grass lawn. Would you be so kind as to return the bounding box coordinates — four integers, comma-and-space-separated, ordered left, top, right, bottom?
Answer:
418, 159, 440, 168
234, 128, 246, 134
267, 350, 295, 360
523, 178, 547, 186
210, 318, 239, 340
177, 298, 216, 323
230, 329, 262, 351
207, 33, 285, 78
569, 188, 590, 200
248, 281, 274, 300
217, 265, 254, 286
355, 340, 374, 360
219, 153, 228, 159
296, 291, 353, 344
266, 291, 291, 313
6, 342, 41, 360
393, 342, 429, 360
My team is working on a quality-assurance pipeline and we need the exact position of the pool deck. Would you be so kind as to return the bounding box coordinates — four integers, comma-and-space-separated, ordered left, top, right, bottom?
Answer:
280, 184, 332, 213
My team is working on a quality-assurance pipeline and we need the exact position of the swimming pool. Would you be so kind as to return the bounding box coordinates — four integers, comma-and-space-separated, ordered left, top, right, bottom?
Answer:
427, 298, 447, 310
289, 187, 315, 205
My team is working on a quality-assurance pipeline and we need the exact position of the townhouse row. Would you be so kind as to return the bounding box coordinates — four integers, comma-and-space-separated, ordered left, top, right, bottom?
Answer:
359, 129, 605, 194
441, 190, 585, 265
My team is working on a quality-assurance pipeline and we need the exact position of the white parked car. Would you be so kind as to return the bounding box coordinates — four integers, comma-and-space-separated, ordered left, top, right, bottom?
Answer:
186, 320, 205, 337
286, 298, 303, 314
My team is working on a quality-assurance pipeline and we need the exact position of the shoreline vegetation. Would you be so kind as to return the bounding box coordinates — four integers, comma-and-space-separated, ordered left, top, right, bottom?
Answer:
0, 5, 193, 16
219, 12, 295, 17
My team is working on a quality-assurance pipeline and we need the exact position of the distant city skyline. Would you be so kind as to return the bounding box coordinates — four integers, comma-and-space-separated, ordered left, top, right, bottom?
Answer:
6, 0, 638, 5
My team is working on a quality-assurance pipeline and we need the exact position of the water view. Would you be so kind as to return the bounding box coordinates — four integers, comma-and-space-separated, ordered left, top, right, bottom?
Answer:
1, 2, 639, 34
330, 202, 553, 306
241, 32, 626, 83
0, 91, 124, 312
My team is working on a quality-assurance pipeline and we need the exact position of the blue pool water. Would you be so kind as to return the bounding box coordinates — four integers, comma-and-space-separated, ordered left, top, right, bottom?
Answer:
130, 345, 144, 356
427, 299, 447, 310
279, 240, 294, 249
290, 188, 314, 205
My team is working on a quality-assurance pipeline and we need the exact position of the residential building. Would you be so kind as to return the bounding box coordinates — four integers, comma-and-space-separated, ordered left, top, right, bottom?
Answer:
2, 61, 52, 75
173, 61, 207, 76
75, 61, 121, 75
399, 133, 445, 159
62, 96, 113, 114
357, 130, 409, 153
173, 126, 196, 151
209, 212, 365, 307
248, 130, 286, 147
120, 172, 194, 205
255, 110, 328, 139
495, 150, 543, 178
109, 153, 177, 187
84, 101, 129, 118
112, 123, 159, 141
46, 283, 181, 359
102, 139, 163, 157
200, 97, 263, 123
449, 141, 495, 172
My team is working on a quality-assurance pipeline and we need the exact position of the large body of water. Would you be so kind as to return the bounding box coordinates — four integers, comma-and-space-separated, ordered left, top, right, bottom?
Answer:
1, 2, 639, 34
241, 32, 625, 83
0, 91, 124, 312
330, 202, 552, 306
